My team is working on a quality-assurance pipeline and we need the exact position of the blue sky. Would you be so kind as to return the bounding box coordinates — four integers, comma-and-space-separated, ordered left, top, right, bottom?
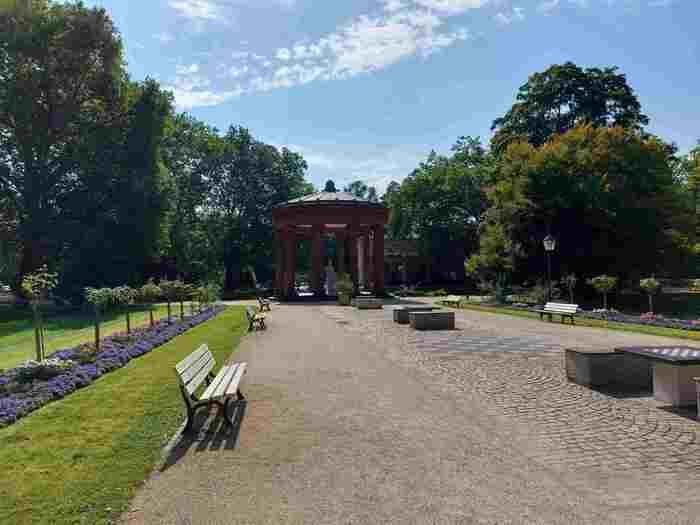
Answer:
84, 0, 697, 191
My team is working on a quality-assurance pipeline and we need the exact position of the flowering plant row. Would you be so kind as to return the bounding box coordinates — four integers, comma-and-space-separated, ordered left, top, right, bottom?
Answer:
0, 306, 225, 428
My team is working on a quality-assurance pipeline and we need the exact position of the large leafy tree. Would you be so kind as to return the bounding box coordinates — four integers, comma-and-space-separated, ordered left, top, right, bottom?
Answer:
0, 1, 125, 280
161, 113, 223, 282
470, 125, 687, 282
209, 127, 311, 289
385, 140, 489, 262
491, 62, 649, 153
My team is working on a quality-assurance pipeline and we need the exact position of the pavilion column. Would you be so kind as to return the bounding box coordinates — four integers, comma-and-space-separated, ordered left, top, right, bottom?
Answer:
362, 235, 371, 288
311, 227, 323, 296
274, 229, 283, 296
336, 233, 346, 275
348, 232, 359, 293
284, 232, 296, 298
373, 224, 385, 296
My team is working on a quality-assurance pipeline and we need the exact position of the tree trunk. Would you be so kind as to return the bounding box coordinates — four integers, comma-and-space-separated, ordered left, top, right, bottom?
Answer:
126, 307, 131, 333
32, 306, 42, 361
149, 308, 154, 327
569, 288, 574, 304
648, 294, 653, 314
179, 301, 184, 320
94, 309, 101, 352
603, 293, 607, 310
167, 301, 171, 322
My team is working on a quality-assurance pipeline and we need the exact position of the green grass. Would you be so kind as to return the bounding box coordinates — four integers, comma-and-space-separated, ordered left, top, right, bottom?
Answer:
0, 306, 248, 525
447, 301, 700, 342
0, 305, 180, 370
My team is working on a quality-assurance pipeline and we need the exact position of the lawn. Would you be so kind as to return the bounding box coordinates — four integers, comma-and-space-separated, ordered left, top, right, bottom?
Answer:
450, 302, 700, 342
0, 306, 247, 525
0, 304, 176, 370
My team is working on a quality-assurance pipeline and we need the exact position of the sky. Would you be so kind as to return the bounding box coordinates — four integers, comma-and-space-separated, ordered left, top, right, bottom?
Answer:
80, 0, 698, 191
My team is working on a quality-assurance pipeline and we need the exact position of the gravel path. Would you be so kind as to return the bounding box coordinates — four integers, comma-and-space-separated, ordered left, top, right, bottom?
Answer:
122, 303, 700, 525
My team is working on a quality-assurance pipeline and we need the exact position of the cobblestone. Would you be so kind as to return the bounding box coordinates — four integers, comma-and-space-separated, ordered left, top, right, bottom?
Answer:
320, 304, 700, 477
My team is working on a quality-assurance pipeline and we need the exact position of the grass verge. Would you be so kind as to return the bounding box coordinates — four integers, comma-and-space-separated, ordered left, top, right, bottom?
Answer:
0, 306, 247, 525
0, 305, 175, 370
448, 302, 700, 342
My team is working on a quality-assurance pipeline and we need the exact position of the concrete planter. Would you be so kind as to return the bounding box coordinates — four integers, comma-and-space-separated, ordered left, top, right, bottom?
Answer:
564, 348, 652, 390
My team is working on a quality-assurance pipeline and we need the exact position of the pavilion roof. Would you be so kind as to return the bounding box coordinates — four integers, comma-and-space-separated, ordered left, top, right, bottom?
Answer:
276, 191, 384, 208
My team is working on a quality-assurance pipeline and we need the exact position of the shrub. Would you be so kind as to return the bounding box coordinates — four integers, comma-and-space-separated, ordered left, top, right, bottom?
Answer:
21, 265, 59, 361
433, 288, 448, 297
15, 358, 75, 384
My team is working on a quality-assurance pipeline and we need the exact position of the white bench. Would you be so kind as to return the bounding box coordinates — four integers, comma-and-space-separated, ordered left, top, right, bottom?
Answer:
441, 295, 463, 308
534, 302, 578, 324
355, 297, 383, 310
409, 311, 455, 330
175, 344, 247, 431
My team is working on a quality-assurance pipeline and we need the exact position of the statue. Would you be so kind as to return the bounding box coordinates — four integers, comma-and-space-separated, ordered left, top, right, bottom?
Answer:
324, 260, 337, 296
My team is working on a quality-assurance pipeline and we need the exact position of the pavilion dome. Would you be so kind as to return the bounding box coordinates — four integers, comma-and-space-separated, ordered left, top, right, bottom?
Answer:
276, 191, 384, 208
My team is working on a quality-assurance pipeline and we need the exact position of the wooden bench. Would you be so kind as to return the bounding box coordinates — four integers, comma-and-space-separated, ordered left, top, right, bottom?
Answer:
409, 311, 455, 330
257, 295, 271, 312
393, 305, 439, 324
534, 302, 578, 324
245, 306, 266, 331
441, 295, 463, 308
175, 344, 247, 431
354, 297, 383, 310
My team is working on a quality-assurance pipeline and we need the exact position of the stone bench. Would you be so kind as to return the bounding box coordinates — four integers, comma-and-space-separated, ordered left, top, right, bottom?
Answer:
354, 298, 383, 310
409, 311, 455, 330
393, 306, 440, 324
564, 348, 652, 390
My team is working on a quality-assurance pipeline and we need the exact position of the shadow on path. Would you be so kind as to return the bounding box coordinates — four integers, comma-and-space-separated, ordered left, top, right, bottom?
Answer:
161, 401, 247, 472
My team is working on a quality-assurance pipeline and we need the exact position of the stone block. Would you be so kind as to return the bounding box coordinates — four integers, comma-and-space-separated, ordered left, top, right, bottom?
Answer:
409, 311, 455, 330
564, 349, 652, 390
393, 306, 439, 324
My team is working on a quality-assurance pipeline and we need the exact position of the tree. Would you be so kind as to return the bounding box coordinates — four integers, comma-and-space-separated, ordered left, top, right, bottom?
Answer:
209, 127, 310, 290
344, 180, 368, 199
162, 114, 223, 283
112, 285, 136, 333
639, 277, 662, 314
561, 274, 577, 304
385, 145, 488, 267
0, 1, 125, 279
323, 180, 337, 192
477, 125, 686, 281
21, 264, 57, 360
84, 287, 114, 351
588, 275, 618, 310
137, 279, 161, 326
491, 62, 649, 153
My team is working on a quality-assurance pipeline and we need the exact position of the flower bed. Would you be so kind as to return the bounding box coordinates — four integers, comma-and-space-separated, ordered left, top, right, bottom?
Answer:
578, 310, 700, 331
0, 306, 225, 427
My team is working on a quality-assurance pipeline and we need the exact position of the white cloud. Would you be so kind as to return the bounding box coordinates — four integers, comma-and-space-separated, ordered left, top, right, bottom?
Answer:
382, 0, 408, 12
275, 48, 292, 61
538, 0, 560, 12
413, 0, 488, 14
229, 64, 250, 78
495, 7, 526, 25
176, 63, 200, 75
169, 0, 224, 21
154, 32, 175, 43
167, 87, 242, 109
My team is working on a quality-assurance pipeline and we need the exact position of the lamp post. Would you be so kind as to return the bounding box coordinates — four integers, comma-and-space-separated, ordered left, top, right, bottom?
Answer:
543, 235, 556, 302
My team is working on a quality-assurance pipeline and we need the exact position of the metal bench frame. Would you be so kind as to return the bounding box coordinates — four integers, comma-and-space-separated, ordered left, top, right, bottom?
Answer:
175, 344, 247, 431
246, 306, 266, 331
257, 295, 271, 312
442, 295, 463, 308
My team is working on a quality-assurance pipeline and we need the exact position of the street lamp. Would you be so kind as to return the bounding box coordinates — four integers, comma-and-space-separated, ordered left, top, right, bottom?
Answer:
543, 235, 556, 302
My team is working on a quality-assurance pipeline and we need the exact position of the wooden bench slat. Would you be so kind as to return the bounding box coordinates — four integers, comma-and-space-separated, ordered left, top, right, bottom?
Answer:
178, 350, 214, 386
212, 363, 240, 399
200, 364, 234, 400
175, 344, 209, 374
184, 358, 216, 396
225, 362, 247, 397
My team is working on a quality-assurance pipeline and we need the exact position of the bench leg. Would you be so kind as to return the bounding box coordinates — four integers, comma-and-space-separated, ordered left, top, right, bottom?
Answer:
223, 390, 246, 427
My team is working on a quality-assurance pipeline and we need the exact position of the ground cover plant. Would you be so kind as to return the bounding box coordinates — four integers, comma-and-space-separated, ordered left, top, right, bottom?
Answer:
0, 306, 224, 427
0, 305, 170, 370
0, 306, 247, 525
447, 301, 700, 342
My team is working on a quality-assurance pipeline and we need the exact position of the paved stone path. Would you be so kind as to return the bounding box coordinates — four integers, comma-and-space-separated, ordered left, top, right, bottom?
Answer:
123, 302, 700, 524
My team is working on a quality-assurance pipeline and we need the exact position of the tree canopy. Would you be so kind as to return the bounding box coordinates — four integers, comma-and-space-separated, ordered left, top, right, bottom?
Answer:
491, 62, 649, 153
